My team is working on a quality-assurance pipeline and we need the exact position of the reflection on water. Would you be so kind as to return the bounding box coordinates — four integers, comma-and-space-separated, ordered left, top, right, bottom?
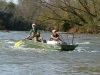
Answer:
0, 31, 100, 75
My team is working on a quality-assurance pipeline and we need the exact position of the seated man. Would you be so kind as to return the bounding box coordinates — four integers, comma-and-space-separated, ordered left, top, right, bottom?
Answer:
50, 30, 63, 42
26, 23, 43, 42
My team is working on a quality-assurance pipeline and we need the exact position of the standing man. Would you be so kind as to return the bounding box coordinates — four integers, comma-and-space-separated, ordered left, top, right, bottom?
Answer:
26, 23, 43, 42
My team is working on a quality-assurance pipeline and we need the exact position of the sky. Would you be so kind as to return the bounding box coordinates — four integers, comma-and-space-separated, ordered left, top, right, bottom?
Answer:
6, 0, 18, 4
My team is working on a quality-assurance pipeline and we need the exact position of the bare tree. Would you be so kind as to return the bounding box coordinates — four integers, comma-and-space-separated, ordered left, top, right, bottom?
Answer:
38, 0, 100, 32
17, 0, 42, 23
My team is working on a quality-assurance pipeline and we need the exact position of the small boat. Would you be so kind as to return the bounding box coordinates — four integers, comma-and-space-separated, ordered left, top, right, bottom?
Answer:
22, 39, 78, 51
15, 32, 78, 51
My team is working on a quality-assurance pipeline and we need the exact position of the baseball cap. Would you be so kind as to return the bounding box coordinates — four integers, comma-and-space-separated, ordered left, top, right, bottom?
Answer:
32, 23, 36, 26
52, 30, 56, 32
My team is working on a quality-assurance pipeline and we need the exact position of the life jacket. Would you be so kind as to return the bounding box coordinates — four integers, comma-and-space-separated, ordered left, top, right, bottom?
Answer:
50, 34, 59, 41
52, 34, 59, 38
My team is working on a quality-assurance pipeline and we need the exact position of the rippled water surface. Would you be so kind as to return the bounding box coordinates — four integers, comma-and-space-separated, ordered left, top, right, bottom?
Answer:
0, 31, 100, 75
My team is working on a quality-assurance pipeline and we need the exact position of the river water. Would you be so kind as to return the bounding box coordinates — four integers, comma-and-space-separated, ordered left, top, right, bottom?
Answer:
0, 31, 100, 75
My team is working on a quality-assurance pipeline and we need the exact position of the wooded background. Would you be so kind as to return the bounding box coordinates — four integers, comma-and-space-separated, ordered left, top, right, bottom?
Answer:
0, 0, 100, 33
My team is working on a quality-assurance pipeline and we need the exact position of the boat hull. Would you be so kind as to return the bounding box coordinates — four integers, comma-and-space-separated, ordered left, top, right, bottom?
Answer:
61, 44, 77, 51
22, 39, 77, 51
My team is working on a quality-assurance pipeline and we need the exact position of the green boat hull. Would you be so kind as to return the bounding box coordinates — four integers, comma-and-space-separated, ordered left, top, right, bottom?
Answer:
22, 39, 78, 51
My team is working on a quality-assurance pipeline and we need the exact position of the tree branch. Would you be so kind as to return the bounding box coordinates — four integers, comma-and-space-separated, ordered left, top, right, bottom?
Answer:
78, 0, 96, 17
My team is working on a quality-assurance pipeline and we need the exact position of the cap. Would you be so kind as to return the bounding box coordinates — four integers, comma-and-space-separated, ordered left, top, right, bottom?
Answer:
52, 30, 56, 32
32, 23, 36, 26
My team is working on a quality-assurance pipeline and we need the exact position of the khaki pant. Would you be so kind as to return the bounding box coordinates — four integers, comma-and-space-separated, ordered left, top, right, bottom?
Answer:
32, 37, 44, 42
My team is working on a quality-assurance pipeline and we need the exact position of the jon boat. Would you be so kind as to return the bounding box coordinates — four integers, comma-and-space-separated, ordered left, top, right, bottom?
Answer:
21, 32, 78, 51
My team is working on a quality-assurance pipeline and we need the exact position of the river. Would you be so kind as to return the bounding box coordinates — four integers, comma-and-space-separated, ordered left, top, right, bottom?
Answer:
0, 31, 100, 75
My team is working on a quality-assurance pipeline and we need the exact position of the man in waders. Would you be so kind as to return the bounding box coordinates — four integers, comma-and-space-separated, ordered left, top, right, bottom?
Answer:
26, 23, 43, 42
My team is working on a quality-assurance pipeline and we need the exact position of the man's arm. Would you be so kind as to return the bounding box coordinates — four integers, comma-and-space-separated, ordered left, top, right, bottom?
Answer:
25, 29, 32, 39
36, 29, 40, 37
50, 35, 59, 41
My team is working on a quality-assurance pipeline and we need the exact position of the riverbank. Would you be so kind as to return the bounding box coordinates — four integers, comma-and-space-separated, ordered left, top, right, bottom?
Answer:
0, 27, 100, 34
